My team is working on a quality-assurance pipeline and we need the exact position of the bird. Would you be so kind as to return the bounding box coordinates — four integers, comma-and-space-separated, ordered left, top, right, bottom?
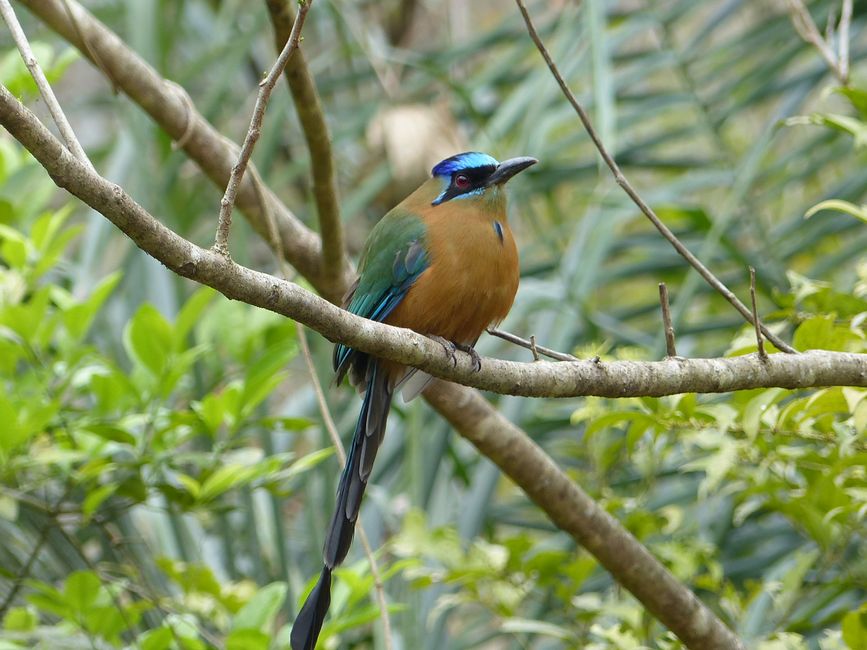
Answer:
290, 151, 536, 650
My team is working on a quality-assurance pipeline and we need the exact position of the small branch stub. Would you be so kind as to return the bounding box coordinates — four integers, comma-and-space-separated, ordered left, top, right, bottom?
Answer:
750, 267, 767, 360
529, 334, 541, 361
658, 283, 678, 358
487, 327, 580, 362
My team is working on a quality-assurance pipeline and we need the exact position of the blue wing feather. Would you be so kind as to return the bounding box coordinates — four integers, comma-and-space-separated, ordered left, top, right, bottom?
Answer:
333, 238, 429, 379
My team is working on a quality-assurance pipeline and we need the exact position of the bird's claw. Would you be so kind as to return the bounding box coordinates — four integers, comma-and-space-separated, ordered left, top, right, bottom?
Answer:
453, 341, 482, 372
427, 336, 482, 371
428, 335, 458, 367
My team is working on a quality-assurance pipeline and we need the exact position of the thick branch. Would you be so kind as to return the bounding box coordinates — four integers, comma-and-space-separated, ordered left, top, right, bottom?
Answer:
17, 0, 351, 300
424, 382, 744, 650
264, 0, 345, 291
3, 89, 865, 403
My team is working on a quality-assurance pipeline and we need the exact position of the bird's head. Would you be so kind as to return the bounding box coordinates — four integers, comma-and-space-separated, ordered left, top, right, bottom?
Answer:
430, 152, 536, 207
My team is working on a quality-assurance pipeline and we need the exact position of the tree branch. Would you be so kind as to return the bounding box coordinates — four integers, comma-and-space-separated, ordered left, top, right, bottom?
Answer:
5, 6, 857, 648
0, 0, 92, 169
17, 0, 351, 300
0, 97, 754, 649
514, 0, 797, 354
3, 88, 864, 402
264, 0, 346, 293
422, 382, 745, 650
214, 0, 312, 257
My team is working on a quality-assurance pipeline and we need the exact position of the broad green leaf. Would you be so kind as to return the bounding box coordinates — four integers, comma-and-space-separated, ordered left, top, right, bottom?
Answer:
198, 464, 260, 502
842, 605, 867, 650
123, 303, 173, 377
139, 626, 173, 650
62, 271, 122, 342
3, 606, 37, 632
232, 582, 287, 633
82, 484, 117, 520
225, 629, 269, 650
64, 571, 101, 614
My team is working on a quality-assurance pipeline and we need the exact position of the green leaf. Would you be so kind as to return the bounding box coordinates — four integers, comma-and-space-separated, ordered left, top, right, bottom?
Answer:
804, 199, 867, 224
232, 582, 287, 632
139, 626, 173, 650
843, 605, 867, 650
174, 287, 216, 348
80, 422, 136, 446
3, 606, 37, 632
64, 570, 101, 614
238, 340, 297, 420
225, 629, 270, 650
198, 464, 260, 502
123, 303, 173, 377
62, 271, 121, 342
82, 484, 117, 520
742, 388, 785, 439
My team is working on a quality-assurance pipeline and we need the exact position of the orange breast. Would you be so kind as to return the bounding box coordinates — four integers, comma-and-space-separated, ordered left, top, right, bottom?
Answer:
385, 196, 520, 345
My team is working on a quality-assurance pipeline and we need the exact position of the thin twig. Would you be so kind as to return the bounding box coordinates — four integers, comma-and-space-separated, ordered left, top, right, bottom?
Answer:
0, 483, 74, 618
0, 0, 93, 170
784, 0, 850, 85
529, 335, 540, 361
839, 0, 852, 84
52, 526, 142, 650
658, 283, 678, 358
213, 0, 313, 257
749, 268, 768, 360
514, 0, 797, 354
59, 0, 117, 93
487, 327, 580, 362
295, 323, 394, 650
264, 0, 346, 298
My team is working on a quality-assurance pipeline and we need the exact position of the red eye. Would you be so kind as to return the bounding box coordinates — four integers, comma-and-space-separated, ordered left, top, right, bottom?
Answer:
454, 174, 470, 190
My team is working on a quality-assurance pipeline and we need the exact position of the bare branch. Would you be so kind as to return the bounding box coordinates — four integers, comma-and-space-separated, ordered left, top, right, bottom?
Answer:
839, 0, 852, 83
214, 0, 313, 257
514, 0, 797, 354
487, 327, 580, 362
783, 0, 850, 84
658, 283, 678, 358
265, 0, 346, 293
3, 90, 864, 403
0, 0, 92, 169
750, 268, 768, 360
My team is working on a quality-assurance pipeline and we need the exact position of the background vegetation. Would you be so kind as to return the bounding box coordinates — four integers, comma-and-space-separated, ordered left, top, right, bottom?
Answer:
1, 0, 866, 648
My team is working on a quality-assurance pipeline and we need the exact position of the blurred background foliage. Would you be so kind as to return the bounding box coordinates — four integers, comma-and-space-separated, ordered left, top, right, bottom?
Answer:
0, 0, 866, 648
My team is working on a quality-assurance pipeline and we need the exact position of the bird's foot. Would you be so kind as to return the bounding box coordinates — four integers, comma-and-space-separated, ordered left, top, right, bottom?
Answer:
428, 335, 458, 366
427, 336, 482, 371
453, 341, 482, 372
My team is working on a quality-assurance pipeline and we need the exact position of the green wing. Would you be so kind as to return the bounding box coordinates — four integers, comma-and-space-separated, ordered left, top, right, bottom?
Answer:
333, 210, 430, 379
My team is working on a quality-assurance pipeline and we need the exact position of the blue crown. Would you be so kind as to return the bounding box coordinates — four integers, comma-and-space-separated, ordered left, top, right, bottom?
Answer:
431, 152, 499, 177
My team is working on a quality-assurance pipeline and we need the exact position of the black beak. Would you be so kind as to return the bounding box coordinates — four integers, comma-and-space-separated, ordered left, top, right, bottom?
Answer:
486, 156, 537, 186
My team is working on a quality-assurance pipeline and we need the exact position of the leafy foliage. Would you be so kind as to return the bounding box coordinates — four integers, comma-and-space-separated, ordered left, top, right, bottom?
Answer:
1, 1, 867, 649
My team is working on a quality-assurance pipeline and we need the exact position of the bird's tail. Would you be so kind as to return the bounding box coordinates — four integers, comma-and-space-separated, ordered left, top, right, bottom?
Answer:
291, 362, 393, 650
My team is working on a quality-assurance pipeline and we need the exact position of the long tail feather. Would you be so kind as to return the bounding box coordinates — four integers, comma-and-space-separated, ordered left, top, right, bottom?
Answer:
291, 362, 392, 650
290, 567, 331, 650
